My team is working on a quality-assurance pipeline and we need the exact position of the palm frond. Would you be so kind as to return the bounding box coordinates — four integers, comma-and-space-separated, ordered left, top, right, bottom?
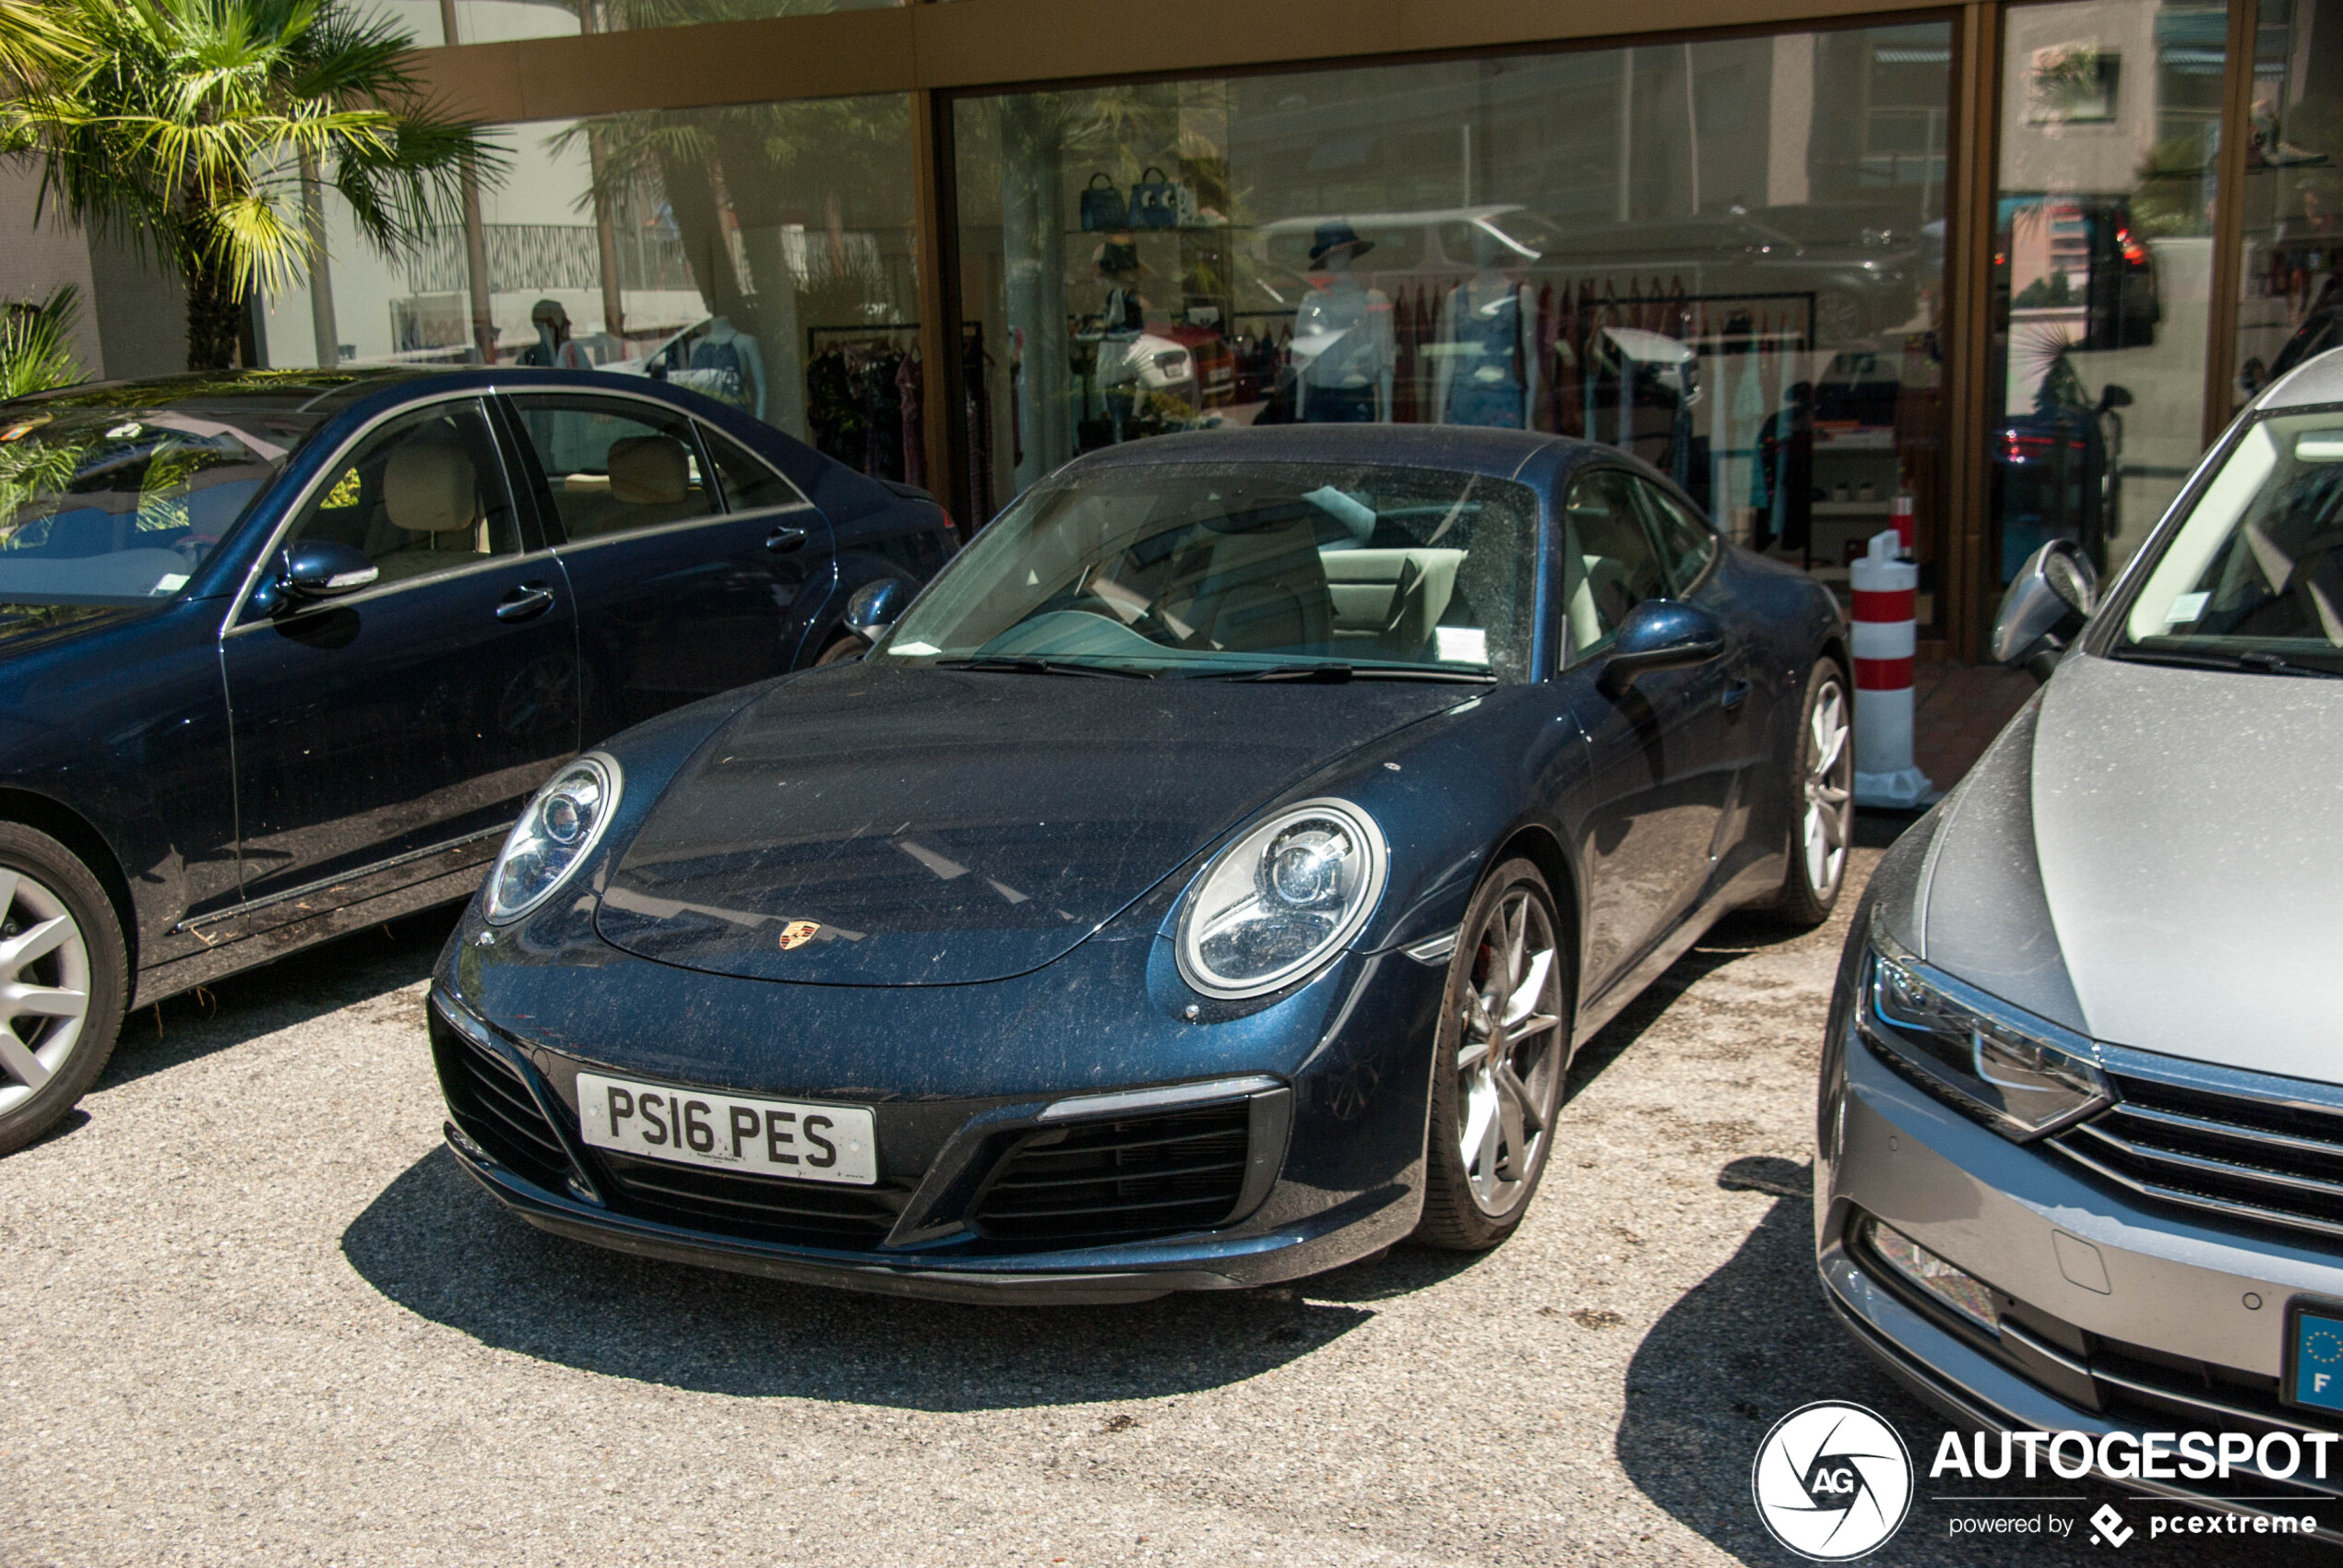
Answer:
0, 286, 87, 401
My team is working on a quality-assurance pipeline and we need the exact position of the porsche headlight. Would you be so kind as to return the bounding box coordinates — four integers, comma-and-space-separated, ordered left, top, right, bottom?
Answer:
1176, 799, 1387, 1000
484, 754, 621, 924
1858, 934, 2109, 1139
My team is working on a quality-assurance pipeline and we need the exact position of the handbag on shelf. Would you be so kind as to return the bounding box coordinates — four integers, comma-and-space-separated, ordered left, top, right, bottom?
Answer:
1130, 166, 1180, 229
1079, 172, 1127, 232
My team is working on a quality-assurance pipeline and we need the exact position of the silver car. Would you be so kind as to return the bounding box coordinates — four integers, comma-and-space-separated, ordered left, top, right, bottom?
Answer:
1817, 348, 2343, 1529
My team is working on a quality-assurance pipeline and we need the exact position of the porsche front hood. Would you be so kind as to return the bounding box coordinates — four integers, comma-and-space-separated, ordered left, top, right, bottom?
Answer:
1916, 651, 2343, 1082
594, 663, 1459, 986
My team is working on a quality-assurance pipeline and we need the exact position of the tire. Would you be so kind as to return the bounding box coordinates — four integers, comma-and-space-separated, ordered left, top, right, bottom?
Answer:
1766, 658, 1854, 928
813, 631, 865, 667
1413, 859, 1574, 1251
0, 825, 128, 1157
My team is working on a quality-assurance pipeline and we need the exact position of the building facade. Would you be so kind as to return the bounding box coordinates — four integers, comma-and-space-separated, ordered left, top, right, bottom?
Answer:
254, 0, 2343, 659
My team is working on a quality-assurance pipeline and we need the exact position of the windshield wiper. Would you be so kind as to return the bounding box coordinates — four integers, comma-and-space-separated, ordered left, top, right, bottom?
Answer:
2116, 646, 2343, 679
934, 655, 1157, 680
1190, 662, 1497, 684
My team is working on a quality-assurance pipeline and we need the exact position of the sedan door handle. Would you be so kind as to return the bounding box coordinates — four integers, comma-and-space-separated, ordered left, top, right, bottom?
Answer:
494, 583, 556, 623
1720, 679, 1751, 712
764, 526, 809, 554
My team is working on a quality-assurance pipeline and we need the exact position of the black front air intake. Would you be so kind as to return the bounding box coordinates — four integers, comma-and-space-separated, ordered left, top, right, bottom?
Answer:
971, 1103, 1252, 1249
429, 1009, 574, 1195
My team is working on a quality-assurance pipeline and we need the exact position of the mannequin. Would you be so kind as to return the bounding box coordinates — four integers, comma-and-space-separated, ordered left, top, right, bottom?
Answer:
1433, 231, 1540, 428
1093, 241, 1150, 443
520, 299, 593, 372
692, 316, 768, 421
1291, 222, 1394, 423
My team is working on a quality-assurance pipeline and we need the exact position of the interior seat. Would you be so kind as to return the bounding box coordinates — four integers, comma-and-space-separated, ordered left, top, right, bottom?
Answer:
372, 434, 491, 581
1166, 518, 1333, 652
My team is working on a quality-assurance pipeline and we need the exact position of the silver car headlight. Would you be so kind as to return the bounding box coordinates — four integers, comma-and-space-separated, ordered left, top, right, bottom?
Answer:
1858, 933, 2109, 1139
483, 754, 621, 924
1176, 799, 1387, 1000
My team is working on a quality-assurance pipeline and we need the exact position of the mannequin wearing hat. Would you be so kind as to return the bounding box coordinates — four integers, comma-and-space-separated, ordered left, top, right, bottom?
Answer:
1291, 222, 1394, 423
1433, 228, 1540, 429
521, 300, 594, 372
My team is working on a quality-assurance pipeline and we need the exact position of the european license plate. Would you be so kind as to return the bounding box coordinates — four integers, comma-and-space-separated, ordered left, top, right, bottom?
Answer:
576, 1071, 877, 1186
2285, 1298, 2343, 1413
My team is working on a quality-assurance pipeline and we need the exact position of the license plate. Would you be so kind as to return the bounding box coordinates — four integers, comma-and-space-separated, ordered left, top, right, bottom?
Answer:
576, 1071, 877, 1186
2285, 1297, 2343, 1412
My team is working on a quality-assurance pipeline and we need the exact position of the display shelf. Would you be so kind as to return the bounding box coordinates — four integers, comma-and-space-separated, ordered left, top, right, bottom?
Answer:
1813, 501, 1895, 516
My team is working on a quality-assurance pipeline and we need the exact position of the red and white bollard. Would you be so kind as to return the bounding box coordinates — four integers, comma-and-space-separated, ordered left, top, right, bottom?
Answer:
1850, 529, 1933, 809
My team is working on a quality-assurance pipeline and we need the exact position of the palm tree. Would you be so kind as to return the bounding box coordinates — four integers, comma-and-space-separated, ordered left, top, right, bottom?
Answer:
0, 285, 86, 399
3, 0, 501, 370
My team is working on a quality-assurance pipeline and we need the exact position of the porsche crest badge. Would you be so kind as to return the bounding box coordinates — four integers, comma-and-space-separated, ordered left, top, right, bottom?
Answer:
777, 920, 823, 951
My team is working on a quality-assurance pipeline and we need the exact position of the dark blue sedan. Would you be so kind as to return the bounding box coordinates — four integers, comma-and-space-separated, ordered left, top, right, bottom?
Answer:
0, 366, 954, 1154
433, 425, 1849, 1301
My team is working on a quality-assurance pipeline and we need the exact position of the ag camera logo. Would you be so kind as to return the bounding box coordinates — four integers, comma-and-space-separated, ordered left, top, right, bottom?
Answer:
1752, 1401, 1914, 1560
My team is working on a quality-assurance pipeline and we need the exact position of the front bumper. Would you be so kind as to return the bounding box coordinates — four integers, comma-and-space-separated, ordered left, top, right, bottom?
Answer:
1820, 1022, 2343, 1533
427, 917, 1445, 1302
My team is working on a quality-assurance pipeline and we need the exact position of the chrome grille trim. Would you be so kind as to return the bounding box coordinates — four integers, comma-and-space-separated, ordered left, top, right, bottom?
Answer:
2048, 1043, 2343, 1241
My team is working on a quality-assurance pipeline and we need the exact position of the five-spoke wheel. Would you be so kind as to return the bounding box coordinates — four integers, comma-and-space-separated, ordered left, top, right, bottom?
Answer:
1417, 859, 1571, 1248
1769, 659, 1854, 927
0, 825, 125, 1157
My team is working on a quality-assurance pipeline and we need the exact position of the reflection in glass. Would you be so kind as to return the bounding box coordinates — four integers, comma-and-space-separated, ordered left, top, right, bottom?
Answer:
260, 96, 922, 484
361, 0, 900, 48
2234, 1, 2343, 424
953, 27, 1954, 624
1992, 1, 2227, 588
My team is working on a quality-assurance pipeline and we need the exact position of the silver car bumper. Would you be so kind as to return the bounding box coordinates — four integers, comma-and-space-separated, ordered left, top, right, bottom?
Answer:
1820, 1026, 2343, 1535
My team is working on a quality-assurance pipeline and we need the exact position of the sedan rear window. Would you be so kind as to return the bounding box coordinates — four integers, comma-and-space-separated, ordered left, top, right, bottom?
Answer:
882, 460, 1540, 680
0, 391, 319, 604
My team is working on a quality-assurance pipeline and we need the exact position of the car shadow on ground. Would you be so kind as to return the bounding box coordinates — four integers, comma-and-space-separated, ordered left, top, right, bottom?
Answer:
342, 1144, 1377, 1411
96, 909, 459, 1091
1616, 1158, 2305, 1567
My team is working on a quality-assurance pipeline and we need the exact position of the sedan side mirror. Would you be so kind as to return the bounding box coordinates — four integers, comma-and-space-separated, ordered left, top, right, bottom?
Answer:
844, 577, 909, 645
1598, 600, 1726, 698
267, 539, 377, 613
1991, 539, 2099, 680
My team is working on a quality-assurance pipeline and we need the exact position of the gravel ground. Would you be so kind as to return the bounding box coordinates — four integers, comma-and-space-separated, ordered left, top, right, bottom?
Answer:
0, 838, 2311, 1566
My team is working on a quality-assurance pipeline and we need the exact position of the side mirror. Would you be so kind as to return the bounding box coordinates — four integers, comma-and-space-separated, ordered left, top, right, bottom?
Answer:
844, 577, 909, 645
1599, 600, 1726, 698
272, 540, 376, 610
2097, 383, 2135, 413
1990, 539, 2099, 680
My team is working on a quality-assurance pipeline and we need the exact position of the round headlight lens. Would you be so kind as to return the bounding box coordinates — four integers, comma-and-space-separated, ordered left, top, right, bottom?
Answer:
1177, 799, 1387, 1000
483, 754, 621, 924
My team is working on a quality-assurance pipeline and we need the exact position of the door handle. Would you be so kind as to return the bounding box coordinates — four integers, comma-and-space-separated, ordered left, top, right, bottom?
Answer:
1720, 679, 1751, 712
764, 526, 809, 554
494, 583, 555, 623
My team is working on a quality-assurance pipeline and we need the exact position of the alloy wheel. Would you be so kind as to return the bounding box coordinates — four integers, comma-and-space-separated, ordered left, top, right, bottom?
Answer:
1455, 885, 1566, 1218
1802, 679, 1852, 898
0, 867, 92, 1117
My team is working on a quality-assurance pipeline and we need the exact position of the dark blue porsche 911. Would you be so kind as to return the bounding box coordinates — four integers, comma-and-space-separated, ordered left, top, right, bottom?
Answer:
431, 424, 1852, 1301
0, 367, 952, 1156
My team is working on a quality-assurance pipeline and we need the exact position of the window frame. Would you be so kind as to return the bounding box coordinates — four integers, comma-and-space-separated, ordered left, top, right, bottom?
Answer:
499, 389, 731, 552
1629, 475, 1722, 597
1555, 462, 1675, 671
225, 393, 538, 631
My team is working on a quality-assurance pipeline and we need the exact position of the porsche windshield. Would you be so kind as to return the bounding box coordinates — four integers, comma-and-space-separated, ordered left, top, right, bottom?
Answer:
882, 460, 1540, 680
0, 391, 322, 605
2121, 410, 2343, 674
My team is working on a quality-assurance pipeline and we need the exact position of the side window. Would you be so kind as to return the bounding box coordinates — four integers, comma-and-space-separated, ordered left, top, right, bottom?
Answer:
287, 400, 518, 588
507, 396, 717, 542
1634, 481, 1720, 592
1560, 468, 1671, 663
696, 422, 811, 513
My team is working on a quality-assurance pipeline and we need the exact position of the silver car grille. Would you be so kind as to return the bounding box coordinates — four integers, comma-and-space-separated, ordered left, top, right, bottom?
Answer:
2051, 1052, 2343, 1242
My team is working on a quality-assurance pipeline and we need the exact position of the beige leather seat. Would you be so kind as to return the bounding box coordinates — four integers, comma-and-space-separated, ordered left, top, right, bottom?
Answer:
1162, 518, 1333, 652
606, 435, 708, 529
375, 435, 490, 580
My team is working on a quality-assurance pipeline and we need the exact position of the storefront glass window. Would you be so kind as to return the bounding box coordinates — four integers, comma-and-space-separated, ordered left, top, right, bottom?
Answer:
1991, 1, 2228, 590
2234, 0, 2343, 418
951, 25, 1956, 624
354, 0, 898, 49
259, 95, 925, 484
